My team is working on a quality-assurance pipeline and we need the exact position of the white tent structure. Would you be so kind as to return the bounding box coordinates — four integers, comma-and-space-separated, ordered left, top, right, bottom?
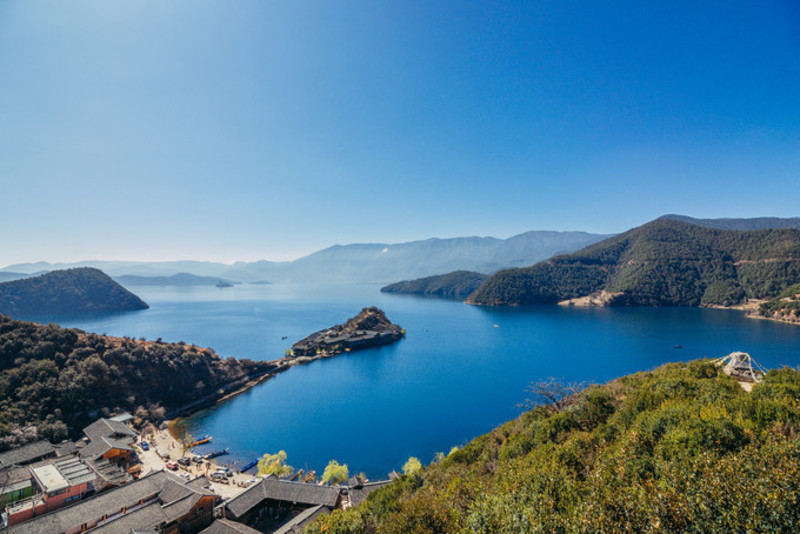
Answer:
713, 352, 767, 384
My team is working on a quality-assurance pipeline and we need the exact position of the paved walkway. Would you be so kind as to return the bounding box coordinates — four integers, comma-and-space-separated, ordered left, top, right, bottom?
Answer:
136, 429, 258, 500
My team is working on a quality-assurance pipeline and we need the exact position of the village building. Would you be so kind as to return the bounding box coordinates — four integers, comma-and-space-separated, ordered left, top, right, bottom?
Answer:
4, 470, 219, 534
78, 418, 138, 465
3, 456, 96, 527
218, 474, 392, 533
221, 475, 341, 531
200, 518, 263, 534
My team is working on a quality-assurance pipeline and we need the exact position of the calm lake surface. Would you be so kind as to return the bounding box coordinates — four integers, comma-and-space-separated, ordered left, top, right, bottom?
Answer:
46, 284, 800, 478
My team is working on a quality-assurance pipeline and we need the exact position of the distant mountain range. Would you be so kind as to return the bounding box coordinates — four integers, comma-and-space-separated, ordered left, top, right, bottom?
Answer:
467, 218, 800, 306
0, 268, 149, 318
113, 273, 239, 287
0, 231, 610, 284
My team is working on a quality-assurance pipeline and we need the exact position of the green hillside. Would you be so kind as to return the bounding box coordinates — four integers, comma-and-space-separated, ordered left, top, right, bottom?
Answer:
0, 314, 275, 450
759, 283, 800, 323
0, 267, 149, 317
309, 360, 800, 533
468, 219, 800, 306
381, 271, 489, 300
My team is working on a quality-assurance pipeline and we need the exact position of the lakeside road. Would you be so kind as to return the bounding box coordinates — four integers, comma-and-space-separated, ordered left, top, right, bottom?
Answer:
136, 428, 257, 501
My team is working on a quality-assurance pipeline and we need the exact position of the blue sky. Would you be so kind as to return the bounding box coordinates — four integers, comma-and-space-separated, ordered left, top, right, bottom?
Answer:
1, 1, 798, 265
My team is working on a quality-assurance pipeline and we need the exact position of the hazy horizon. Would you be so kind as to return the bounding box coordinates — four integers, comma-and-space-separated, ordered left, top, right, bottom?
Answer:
2, 1, 798, 267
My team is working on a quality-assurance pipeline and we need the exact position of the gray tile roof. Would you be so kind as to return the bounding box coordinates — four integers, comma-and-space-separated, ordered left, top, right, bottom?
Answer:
0, 440, 56, 468
90, 503, 168, 534
84, 418, 137, 440
272, 505, 332, 534
200, 518, 263, 534
225, 476, 341, 519
224, 480, 266, 519
79, 436, 134, 461
5, 470, 215, 534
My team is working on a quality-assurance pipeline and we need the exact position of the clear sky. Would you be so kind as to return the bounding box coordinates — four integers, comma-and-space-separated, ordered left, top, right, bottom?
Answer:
1, 1, 798, 266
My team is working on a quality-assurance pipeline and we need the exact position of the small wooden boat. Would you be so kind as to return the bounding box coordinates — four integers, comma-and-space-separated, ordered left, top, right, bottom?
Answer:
188, 436, 212, 447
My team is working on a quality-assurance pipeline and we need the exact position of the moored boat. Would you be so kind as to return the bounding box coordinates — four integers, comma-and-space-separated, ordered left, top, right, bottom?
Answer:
188, 435, 212, 447
239, 458, 259, 473
204, 448, 229, 460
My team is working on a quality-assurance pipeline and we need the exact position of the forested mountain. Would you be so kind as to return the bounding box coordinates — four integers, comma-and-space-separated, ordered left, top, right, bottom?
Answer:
1, 231, 608, 284
114, 272, 239, 287
468, 219, 800, 306
381, 271, 488, 300
661, 214, 800, 231
0, 268, 149, 318
0, 315, 275, 450
309, 360, 800, 532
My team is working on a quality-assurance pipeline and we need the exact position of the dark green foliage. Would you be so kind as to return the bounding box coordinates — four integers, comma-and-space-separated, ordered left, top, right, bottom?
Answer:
380, 271, 489, 300
661, 214, 800, 231
0, 268, 149, 317
469, 219, 800, 306
758, 283, 800, 322
308, 360, 800, 533
0, 314, 274, 450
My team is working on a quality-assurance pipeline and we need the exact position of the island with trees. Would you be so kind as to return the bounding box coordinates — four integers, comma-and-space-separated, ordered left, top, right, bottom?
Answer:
290, 307, 404, 358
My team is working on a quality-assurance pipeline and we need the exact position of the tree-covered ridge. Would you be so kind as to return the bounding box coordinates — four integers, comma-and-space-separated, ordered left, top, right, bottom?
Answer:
660, 214, 800, 231
0, 267, 149, 318
381, 271, 489, 300
309, 360, 800, 533
468, 219, 800, 306
0, 314, 275, 450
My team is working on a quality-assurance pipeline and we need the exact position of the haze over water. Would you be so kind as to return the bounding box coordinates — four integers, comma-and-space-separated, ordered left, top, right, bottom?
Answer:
41, 284, 800, 478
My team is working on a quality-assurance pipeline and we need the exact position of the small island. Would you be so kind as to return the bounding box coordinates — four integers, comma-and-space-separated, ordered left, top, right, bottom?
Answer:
291, 306, 404, 357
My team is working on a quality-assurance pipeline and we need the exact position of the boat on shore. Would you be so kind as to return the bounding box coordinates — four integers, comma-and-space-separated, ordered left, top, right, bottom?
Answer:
204, 448, 229, 460
188, 435, 212, 447
239, 458, 259, 473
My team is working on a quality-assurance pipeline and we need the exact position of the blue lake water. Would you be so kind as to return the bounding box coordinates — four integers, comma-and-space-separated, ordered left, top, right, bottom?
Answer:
46, 284, 800, 478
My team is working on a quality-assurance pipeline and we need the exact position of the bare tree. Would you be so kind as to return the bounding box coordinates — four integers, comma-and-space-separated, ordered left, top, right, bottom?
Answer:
518, 378, 586, 414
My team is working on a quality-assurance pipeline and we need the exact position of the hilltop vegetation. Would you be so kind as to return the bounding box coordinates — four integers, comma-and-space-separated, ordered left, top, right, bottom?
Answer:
661, 214, 800, 231
0, 314, 275, 450
381, 271, 488, 300
468, 219, 800, 306
0, 268, 148, 318
309, 360, 800, 533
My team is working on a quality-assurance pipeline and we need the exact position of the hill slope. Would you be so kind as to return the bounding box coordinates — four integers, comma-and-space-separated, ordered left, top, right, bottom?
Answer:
0, 268, 149, 317
309, 360, 800, 532
468, 219, 800, 306
0, 314, 275, 450
381, 271, 489, 300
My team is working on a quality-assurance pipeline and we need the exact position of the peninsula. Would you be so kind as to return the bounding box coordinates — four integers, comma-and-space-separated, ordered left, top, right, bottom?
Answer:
291, 306, 404, 357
